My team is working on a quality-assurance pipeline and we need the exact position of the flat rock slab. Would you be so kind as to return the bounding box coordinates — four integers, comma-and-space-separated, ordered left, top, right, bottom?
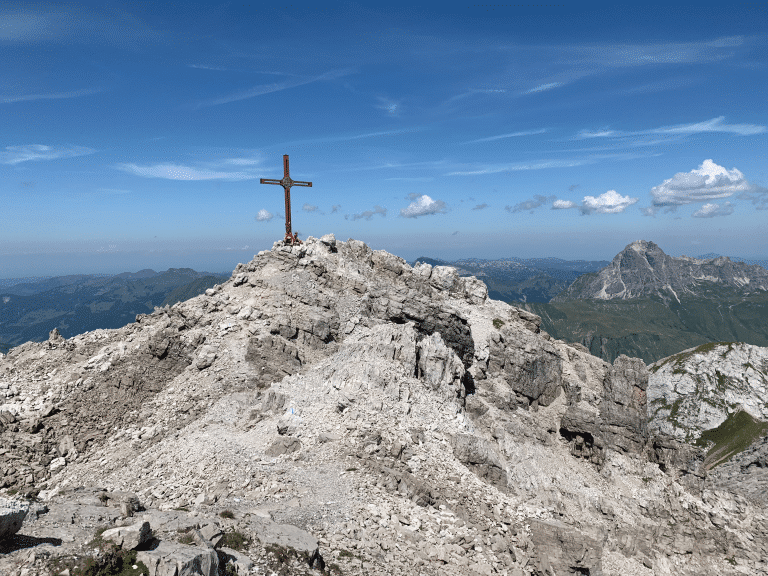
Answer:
251, 517, 318, 555
102, 521, 151, 550
0, 497, 28, 540
137, 541, 218, 576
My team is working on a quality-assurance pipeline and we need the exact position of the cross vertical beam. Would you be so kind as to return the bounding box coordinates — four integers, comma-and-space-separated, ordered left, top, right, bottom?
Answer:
260, 155, 313, 244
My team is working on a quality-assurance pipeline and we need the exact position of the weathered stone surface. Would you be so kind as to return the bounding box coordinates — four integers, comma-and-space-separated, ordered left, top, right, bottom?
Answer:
218, 547, 254, 575
265, 436, 301, 456
529, 519, 603, 576
137, 541, 218, 576
0, 497, 28, 540
451, 434, 507, 489
101, 520, 151, 550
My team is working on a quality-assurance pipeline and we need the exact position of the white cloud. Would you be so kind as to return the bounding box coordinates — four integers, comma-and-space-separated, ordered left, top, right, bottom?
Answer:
116, 162, 257, 181
463, 128, 547, 144
692, 202, 735, 218
472, 203, 489, 210
400, 195, 448, 218
577, 117, 766, 141
525, 82, 562, 94
552, 199, 577, 209
331, 205, 341, 213
650, 159, 750, 207
193, 67, 355, 108
256, 209, 273, 222
375, 96, 401, 116
224, 157, 261, 166
0, 144, 95, 165
580, 190, 639, 214
350, 205, 387, 221
302, 203, 319, 212
507, 195, 555, 213
0, 88, 103, 104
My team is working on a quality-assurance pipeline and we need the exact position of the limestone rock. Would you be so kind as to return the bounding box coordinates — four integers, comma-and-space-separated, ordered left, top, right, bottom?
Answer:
648, 342, 768, 441
0, 497, 28, 540
136, 541, 218, 576
101, 520, 151, 550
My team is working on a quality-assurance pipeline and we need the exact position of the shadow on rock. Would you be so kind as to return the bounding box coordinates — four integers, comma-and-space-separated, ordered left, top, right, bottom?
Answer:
0, 534, 63, 554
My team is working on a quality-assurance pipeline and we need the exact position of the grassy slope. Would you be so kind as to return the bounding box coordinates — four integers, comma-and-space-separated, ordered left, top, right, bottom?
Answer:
696, 410, 768, 469
0, 272, 227, 353
520, 290, 768, 364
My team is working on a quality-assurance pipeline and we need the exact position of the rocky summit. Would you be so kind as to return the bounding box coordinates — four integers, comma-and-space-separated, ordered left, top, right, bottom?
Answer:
0, 234, 766, 575
553, 239, 768, 302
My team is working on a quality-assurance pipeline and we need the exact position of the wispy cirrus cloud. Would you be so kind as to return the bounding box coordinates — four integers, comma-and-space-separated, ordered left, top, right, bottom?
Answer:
0, 144, 95, 165
463, 128, 547, 144
524, 82, 562, 94
0, 87, 103, 104
115, 162, 257, 181
192, 67, 355, 108
448, 158, 586, 176
280, 127, 425, 148
577, 116, 766, 140
0, 6, 164, 48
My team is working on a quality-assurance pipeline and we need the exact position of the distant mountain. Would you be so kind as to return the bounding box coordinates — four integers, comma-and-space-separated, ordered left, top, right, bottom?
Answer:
553, 240, 768, 303
0, 268, 229, 353
696, 253, 768, 269
520, 241, 768, 363
410, 255, 609, 303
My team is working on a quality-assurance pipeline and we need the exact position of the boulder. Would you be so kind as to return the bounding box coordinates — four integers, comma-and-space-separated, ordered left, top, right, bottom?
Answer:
101, 521, 151, 550
218, 547, 255, 575
136, 541, 218, 576
0, 497, 28, 540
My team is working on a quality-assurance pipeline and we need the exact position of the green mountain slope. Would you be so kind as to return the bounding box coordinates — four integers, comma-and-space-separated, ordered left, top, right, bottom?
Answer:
521, 289, 768, 364
0, 269, 228, 353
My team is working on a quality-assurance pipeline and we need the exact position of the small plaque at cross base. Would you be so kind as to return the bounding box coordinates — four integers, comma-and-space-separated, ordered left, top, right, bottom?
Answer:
260, 155, 313, 245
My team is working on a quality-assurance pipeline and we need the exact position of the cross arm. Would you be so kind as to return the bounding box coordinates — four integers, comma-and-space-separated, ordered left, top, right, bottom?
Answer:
290, 181, 312, 187
260, 178, 283, 185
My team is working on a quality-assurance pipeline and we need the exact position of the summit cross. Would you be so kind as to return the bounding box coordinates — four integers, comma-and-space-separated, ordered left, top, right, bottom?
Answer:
260, 154, 313, 245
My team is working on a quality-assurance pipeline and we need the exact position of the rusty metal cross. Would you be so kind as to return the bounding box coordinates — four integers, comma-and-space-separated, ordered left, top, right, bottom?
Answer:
260, 154, 312, 245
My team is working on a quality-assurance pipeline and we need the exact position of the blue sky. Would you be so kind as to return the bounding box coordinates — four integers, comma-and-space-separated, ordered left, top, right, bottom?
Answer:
1, 1, 767, 277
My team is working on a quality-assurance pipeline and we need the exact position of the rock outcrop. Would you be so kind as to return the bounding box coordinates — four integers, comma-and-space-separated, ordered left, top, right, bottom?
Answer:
648, 341, 768, 441
0, 235, 765, 575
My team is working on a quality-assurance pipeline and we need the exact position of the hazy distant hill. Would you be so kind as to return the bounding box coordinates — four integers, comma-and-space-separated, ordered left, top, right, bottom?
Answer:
411, 255, 609, 303
523, 241, 768, 363
0, 268, 229, 353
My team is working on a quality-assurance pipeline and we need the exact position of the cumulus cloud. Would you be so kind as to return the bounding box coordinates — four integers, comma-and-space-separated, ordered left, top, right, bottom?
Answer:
552, 199, 577, 209
116, 162, 257, 181
351, 205, 387, 221
0, 144, 95, 165
506, 195, 555, 213
472, 203, 489, 210
580, 190, 639, 214
302, 203, 319, 212
650, 159, 751, 208
256, 209, 273, 222
692, 202, 735, 218
400, 195, 448, 218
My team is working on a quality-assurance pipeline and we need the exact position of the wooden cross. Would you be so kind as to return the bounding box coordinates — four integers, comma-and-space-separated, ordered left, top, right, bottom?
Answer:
260, 154, 312, 245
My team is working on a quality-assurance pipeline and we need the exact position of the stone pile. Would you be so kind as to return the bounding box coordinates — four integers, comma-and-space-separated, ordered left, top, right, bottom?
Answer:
0, 234, 765, 575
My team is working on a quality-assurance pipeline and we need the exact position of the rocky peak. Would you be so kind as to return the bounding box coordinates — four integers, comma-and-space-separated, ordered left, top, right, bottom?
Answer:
553, 240, 768, 302
0, 235, 766, 575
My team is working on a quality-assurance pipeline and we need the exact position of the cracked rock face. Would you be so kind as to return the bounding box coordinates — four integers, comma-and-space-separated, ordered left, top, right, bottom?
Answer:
648, 342, 768, 441
0, 235, 766, 576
